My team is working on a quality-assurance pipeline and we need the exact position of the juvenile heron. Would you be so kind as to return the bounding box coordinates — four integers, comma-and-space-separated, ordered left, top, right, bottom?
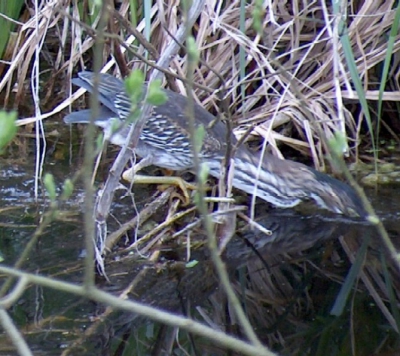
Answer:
64, 71, 365, 218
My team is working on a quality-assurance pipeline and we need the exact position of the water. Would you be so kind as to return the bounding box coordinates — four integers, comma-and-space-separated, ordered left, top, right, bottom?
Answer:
0, 141, 399, 355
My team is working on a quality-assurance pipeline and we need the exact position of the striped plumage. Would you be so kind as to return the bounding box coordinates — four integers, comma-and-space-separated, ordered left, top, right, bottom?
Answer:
67, 71, 226, 171
230, 152, 364, 217
64, 71, 365, 218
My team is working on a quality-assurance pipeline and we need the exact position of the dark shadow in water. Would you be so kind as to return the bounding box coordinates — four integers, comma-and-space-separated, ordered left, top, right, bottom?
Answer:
85, 212, 371, 355
1, 161, 399, 355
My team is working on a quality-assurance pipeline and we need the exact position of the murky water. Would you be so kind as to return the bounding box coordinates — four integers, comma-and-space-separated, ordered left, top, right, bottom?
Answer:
0, 139, 399, 355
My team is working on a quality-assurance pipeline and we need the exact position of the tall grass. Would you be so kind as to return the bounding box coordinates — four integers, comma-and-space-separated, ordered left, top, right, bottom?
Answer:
0, 1, 24, 60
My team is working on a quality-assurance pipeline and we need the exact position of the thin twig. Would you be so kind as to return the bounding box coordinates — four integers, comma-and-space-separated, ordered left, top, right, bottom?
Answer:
0, 266, 276, 356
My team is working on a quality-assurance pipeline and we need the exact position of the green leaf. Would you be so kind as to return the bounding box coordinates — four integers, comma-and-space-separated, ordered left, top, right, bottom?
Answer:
0, 111, 17, 152
376, 2, 400, 152
125, 70, 145, 104
147, 80, 167, 106
61, 179, 74, 200
186, 36, 199, 65
334, 1, 376, 171
0, 0, 24, 58
328, 132, 347, 159
186, 260, 198, 268
252, 0, 264, 35
43, 173, 57, 203
125, 70, 146, 124
330, 236, 370, 316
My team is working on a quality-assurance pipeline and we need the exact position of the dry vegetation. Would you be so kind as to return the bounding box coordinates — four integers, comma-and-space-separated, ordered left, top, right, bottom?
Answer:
5, 0, 400, 166
1, 0, 400, 354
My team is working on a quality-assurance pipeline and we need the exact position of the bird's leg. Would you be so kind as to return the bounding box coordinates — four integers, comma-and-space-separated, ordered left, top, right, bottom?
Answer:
122, 155, 197, 205
132, 176, 197, 205
122, 155, 154, 181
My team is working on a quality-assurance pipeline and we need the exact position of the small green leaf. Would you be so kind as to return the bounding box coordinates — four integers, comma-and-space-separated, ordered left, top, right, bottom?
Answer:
0, 111, 17, 152
61, 179, 74, 200
328, 132, 348, 158
186, 260, 198, 268
147, 80, 167, 106
367, 215, 379, 225
252, 0, 264, 35
186, 36, 199, 65
43, 173, 57, 203
125, 70, 145, 104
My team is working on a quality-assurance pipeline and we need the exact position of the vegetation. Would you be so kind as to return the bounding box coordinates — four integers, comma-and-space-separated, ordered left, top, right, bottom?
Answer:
0, 0, 400, 355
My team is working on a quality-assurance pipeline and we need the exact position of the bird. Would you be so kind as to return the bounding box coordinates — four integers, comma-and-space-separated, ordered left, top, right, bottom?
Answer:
64, 71, 366, 218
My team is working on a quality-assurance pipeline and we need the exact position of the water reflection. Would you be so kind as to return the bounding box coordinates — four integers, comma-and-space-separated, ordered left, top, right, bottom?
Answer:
88, 210, 370, 355
0, 161, 398, 355
225, 211, 369, 265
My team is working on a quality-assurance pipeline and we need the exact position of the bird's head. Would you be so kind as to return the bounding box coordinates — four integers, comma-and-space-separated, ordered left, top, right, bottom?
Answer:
234, 151, 367, 218
306, 168, 366, 218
